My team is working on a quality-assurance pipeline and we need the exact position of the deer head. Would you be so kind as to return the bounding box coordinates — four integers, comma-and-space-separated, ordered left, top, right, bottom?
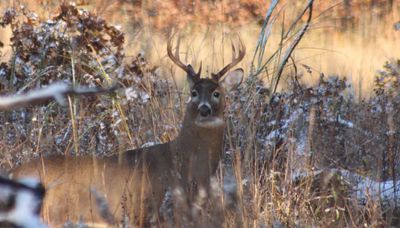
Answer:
167, 36, 245, 128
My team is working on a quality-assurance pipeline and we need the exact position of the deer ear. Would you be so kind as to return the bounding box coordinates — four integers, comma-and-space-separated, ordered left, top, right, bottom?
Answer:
220, 68, 244, 91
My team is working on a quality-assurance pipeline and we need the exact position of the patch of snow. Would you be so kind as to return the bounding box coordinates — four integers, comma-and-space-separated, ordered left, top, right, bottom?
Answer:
337, 115, 354, 128
349, 172, 400, 203
0, 68, 6, 77
125, 87, 138, 101
293, 168, 400, 204
140, 91, 150, 103
141, 141, 156, 148
264, 108, 304, 145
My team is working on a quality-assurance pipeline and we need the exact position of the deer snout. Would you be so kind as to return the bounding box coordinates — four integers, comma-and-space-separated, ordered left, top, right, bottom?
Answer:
198, 103, 211, 117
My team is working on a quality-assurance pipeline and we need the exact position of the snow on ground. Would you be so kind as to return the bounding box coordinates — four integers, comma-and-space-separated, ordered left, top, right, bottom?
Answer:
293, 168, 400, 205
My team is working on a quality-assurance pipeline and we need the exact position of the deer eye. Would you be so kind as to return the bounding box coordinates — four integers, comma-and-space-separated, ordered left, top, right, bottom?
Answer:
213, 91, 220, 98
191, 90, 198, 97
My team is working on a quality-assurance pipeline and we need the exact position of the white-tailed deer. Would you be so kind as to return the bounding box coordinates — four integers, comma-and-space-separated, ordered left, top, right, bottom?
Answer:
11, 37, 245, 226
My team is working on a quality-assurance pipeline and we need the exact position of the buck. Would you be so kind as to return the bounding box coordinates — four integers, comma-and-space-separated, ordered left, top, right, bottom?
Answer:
11, 37, 245, 226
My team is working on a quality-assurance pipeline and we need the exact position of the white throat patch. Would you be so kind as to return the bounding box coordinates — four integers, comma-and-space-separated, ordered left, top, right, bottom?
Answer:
195, 117, 224, 128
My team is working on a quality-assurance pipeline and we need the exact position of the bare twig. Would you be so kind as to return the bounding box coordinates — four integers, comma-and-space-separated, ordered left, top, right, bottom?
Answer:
251, 0, 279, 70
0, 176, 44, 195
0, 176, 46, 228
0, 82, 118, 111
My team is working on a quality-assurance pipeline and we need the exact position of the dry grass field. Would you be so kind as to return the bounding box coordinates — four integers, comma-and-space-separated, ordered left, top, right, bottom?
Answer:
1, 0, 400, 227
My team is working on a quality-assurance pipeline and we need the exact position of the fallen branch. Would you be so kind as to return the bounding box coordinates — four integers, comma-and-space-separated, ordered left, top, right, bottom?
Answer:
0, 82, 118, 111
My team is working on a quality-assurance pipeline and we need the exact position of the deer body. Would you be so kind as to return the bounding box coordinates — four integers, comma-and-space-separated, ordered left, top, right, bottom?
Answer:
11, 38, 245, 225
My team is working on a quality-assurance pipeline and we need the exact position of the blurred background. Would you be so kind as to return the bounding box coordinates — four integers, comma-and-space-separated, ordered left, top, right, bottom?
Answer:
1, 0, 399, 98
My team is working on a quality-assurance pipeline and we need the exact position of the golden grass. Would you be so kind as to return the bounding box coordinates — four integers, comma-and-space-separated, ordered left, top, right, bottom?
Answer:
1, 1, 399, 99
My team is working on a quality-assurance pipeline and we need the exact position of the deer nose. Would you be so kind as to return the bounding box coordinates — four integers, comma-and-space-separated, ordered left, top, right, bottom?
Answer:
198, 104, 211, 117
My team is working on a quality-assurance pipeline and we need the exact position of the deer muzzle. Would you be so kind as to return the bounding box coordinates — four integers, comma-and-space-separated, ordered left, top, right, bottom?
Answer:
198, 104, 212, 117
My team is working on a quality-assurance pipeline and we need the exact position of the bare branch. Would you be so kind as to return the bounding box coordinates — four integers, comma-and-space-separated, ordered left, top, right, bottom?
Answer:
0, 82, 117, 111
271, 0, 314, 97
251, 0, 279, 69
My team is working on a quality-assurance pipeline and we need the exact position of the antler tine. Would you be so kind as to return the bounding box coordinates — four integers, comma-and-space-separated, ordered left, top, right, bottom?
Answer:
212, 36, 246, 81
197, 61, 202, 77
167, 35, 200, 80
167, 36, 186, 71
231, 40, 236, 61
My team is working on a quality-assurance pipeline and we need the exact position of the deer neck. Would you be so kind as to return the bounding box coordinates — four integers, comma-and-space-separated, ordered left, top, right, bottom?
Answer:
176, 113, 225, 154
171, 112, 225, 187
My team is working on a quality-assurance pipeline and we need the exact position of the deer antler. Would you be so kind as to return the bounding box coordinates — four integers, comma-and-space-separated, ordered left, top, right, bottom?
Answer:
167, 35, 201, 81
212, 37, 246, 81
